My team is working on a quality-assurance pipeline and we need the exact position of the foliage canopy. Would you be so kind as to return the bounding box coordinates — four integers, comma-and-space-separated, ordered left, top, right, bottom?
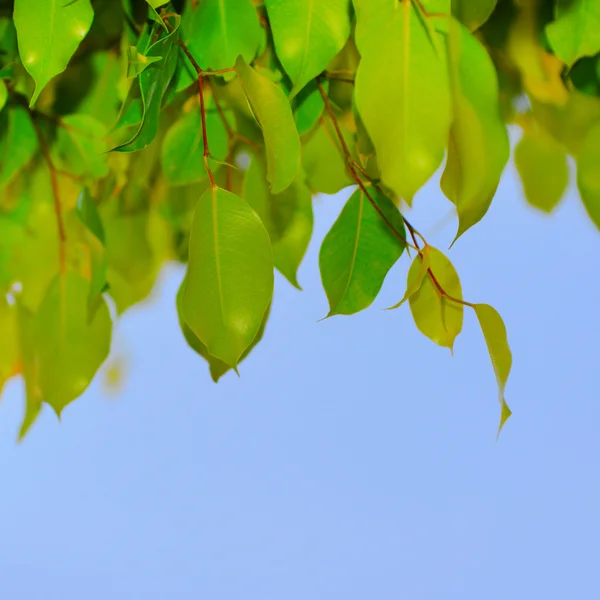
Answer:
1, 0, 599, 439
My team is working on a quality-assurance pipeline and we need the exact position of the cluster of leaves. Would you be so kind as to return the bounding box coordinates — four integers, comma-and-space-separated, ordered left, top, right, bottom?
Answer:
1, 0, 599, 440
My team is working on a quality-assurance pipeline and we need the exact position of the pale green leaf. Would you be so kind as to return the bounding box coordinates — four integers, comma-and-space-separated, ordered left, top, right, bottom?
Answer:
13, 0, 94, 106
546, 0, 600, 67
441, 20, 509, 240
515, 128, 569, 213
409, 246, 463, 351
576, 120, 600, 230
355, 1, 452, 202
0, 105, 38, 187
265, 0, 351, 97
185, 0, 263, 71
451, 0, 497, 31
36, 273, 112, 416
319, 186, 406, 316
386, 246, 431, 310
182, 187, 274, 366
474, 303, 513, 437
236, 57, 300, 194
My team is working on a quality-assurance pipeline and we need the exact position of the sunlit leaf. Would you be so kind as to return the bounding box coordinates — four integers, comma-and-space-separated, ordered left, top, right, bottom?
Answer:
236, 56, 300, 194
0, 295, 19, 396
408, 246, 463, 351
515, 128, 569, 213
36, 273, 112, 416
576, 120, 600, 230
355, 1, 452, 202
265, 0, 351, 97
13, 0, 94, 106
386, 246, 431, 310
182, 186, 273, 367
474, 303, 512, 436
320, 186, 406, 316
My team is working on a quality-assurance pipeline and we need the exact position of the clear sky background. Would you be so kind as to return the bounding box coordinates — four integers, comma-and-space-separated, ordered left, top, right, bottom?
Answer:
1, 156, 600, 599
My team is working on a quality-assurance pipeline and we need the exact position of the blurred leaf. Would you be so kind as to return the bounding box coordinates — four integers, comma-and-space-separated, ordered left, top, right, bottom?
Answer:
0, 105, 38, 187
451, 0, 497, 31
0, 80, 7, 112
576, 120, 600, 229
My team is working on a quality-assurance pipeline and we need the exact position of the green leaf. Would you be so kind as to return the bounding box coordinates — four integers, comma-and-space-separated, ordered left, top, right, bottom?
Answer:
386, 245, 431, 310
236, 56, 300, 194
319, 186, 406, 316
161, 101, 228, 186
13, 0, 94, 106
451, 0, 497, 31
54, 115, 109, 178
0, 80, 7, 112
185, 0, 263, 72
293, 79, 326, 136
408, 246, 463, 351
76, 189, 108, 315
0, 105, 38, 187
302, 120, 354, 194
577, 120, 600, 229
265, 0, 351, 97
474, 303, 512, 437
515, 128, 569, 213
182, 186, 274, 367
355, 1, 452, 202
546, 0, 600, 67
441, 20, 509, 240
127, 46, 162, 78
36, 273, 112, 416
113, 18, 181, 152
0, 295, 19, 396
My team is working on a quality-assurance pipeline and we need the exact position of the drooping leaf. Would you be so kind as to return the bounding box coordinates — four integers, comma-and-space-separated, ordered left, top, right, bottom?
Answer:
319, 186, 406, 316
236, 56, 300, 194
546, 0, 600, 67
474, 303, 512, 437
386, 245, 431, 310
184, 0, 263, 72
408, 246, 463, 351
13, 0, 94, 106
441, 20, 509, 240
576, 120, 600, 230
0, 105, 38, 187
265, 0, 351, 97
182, 186, 274, 367
354, 1, 452, 202
515, 128, 569, 213
36, 273, 112, 416
0, 295, 19, 396
161, 100, 228, 185
451, 0, 497, 31
126, 46, 162, 78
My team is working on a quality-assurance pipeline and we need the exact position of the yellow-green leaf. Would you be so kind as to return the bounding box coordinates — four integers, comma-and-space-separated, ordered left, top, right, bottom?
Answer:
319, 186, 406, 316
546, 0, 600, 67
451, 0, 497, 31
13, 0, 94, 106
355, 1, 452, 202
236, 57, 301, 194
576, 120, 600, 230
265, 0, 351, 97
0, 295, 19, 396
386, 245, 431, 310
36, 273, 112, 416
474, 303, 513, 436
0, 80, 7, 112
441, 20, 509, 240
409, 246, 463, 351
182, 187, 274, 367
515, 128, 569, 213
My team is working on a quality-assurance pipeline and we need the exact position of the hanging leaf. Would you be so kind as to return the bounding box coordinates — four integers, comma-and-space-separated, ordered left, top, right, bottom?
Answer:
182, 187, 274, 367
236, 57, 300, 194
265, 0, 351, 97
185, 0, 263, 72
386, 246, 431, 310
0, 105, 38, 187
13, 0, 94, 106
408, 246, 463, 351
113, 17, 181, 152
0, 296, 19, 396
515, 128, 569, 213
576, 120, 600, 230
473, 303, 512, 437
294, 80, 327, 136
319, 186, 406, 316
126, 46, 163, 78
451, 0, 497, 31
355, 1, 452, 202
35, 273, 112, 416
546, 0, 600, 67
441, 20, 509, 240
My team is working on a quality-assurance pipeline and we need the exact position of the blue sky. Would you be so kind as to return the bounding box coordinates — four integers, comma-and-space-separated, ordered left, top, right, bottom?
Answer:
1, 159, 600, 599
